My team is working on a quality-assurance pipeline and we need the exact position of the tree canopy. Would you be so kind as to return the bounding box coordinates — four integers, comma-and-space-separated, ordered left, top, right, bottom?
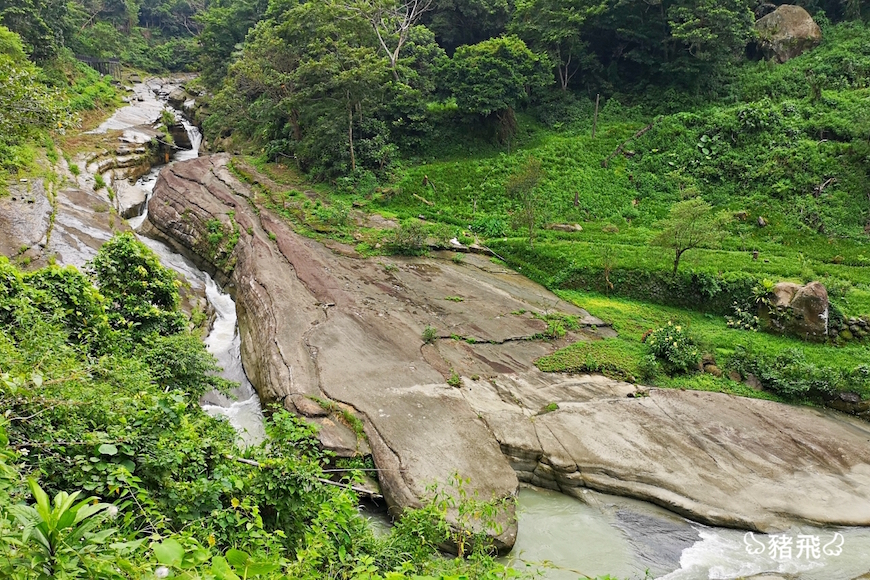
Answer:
441, 35, 552, 117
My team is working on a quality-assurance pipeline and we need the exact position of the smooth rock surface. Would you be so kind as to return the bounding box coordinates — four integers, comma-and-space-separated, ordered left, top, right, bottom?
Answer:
146, 154, 870, 548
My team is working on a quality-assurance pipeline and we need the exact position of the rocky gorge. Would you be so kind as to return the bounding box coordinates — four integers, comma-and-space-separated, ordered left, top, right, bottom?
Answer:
3, 75, 870, 572
139, 153, 870, 551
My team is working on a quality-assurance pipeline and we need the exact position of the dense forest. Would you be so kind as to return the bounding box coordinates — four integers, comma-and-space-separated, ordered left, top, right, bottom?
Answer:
4, 0, 870, 578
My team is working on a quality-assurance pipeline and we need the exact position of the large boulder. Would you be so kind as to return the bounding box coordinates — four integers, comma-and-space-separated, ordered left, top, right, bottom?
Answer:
755, 5, 822, 63
759, 281, 829, 341
147, 155, 607, 552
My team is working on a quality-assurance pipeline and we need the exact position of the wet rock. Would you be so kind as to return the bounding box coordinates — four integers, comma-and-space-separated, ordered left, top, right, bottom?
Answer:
167, 122, 193, 150
114, 181, 149, 219
756, 5, 822, 63
167, 87, 188, 109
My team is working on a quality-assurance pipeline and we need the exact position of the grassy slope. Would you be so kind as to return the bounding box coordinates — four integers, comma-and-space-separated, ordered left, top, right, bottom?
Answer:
232, 23, 870, 401
376, 22, 870, 399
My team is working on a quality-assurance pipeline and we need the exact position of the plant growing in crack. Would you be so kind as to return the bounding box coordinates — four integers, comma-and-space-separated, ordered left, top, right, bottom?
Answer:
422, 325, 437, 344
426, 473, 515, 558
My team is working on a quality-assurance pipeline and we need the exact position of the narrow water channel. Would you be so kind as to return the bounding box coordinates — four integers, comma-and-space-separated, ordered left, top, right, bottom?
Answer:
128, 82, 870, 580
125, 83, 265, 447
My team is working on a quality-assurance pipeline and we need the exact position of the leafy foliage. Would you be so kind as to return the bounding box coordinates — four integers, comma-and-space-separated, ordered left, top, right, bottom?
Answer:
644, 321, 700, 374
0, 27, 70, 173
88, 232, 186, 340
0, 240, 521, 579
506, 155, 545, 247
651, 198, 731, 275
440, 35, 552, 117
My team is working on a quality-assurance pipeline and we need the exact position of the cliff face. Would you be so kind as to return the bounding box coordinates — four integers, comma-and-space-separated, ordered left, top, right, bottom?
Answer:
146, 154, 870, 550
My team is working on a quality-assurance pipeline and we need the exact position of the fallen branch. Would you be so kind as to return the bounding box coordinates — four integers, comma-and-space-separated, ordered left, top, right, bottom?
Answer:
413, 193, 434, 206
813, 177, 836, 197
601, 117, 661, 168
224, 455, 383, 499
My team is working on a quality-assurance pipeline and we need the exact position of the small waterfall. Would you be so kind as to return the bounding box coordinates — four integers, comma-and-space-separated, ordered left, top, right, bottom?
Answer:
127, 81, 265, 447
199, 276, 266, 447
127, 105, 201, 230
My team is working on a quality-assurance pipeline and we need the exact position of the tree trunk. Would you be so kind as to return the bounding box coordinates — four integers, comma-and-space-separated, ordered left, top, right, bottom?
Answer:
348, 104, 355, 172
592, 94, 600, 138
673, 249, 683, 275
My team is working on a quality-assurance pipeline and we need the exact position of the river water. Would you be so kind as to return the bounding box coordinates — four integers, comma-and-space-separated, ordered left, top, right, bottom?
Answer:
126, 83, 870, 580
505, 487, 870, 579
124, 84, 265, 447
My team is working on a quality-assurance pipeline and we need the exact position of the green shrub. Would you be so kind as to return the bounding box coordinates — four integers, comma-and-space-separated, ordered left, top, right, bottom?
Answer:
644, 322, 700, 374
388, 219, 428, 255
422, 325, 438, 344
728, 346, 870, 400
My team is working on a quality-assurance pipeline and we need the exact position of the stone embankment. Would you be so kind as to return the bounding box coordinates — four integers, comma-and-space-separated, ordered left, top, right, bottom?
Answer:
145, 154, 870, 550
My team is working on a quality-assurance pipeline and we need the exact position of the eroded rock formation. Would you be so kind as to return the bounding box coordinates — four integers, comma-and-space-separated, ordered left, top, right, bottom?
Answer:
759, 281, 829, 341
145, 154, 870, 549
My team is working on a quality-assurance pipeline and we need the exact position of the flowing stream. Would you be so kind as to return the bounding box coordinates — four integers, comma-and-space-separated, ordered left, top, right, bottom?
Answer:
126, 83, 265, 447
504, 487, 870, 579
126, 83, 870, 580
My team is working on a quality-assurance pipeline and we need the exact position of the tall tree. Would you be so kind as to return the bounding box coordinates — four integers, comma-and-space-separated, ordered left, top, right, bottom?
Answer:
570, 0, 754, 88
209, 0, 392, 176
348, 0, 435, 81
0, 0, 69, 61
196, 0, 268, 87
507, 156, 546, 248
422, 0, 514, 54
0, 27, 68, 157
667, 0, 754, 67
511, 0, 606, 90
440, 35, 551, 128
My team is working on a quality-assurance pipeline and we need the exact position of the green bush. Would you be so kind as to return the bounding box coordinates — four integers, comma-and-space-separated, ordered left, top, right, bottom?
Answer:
87, 232, 186, 340
491, 239, 763, 314
422, 325, 438, 344
0, 251, 520, 580
728, 346, 870, 399
388, 219, 428, 255
644, 322, 701, 374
